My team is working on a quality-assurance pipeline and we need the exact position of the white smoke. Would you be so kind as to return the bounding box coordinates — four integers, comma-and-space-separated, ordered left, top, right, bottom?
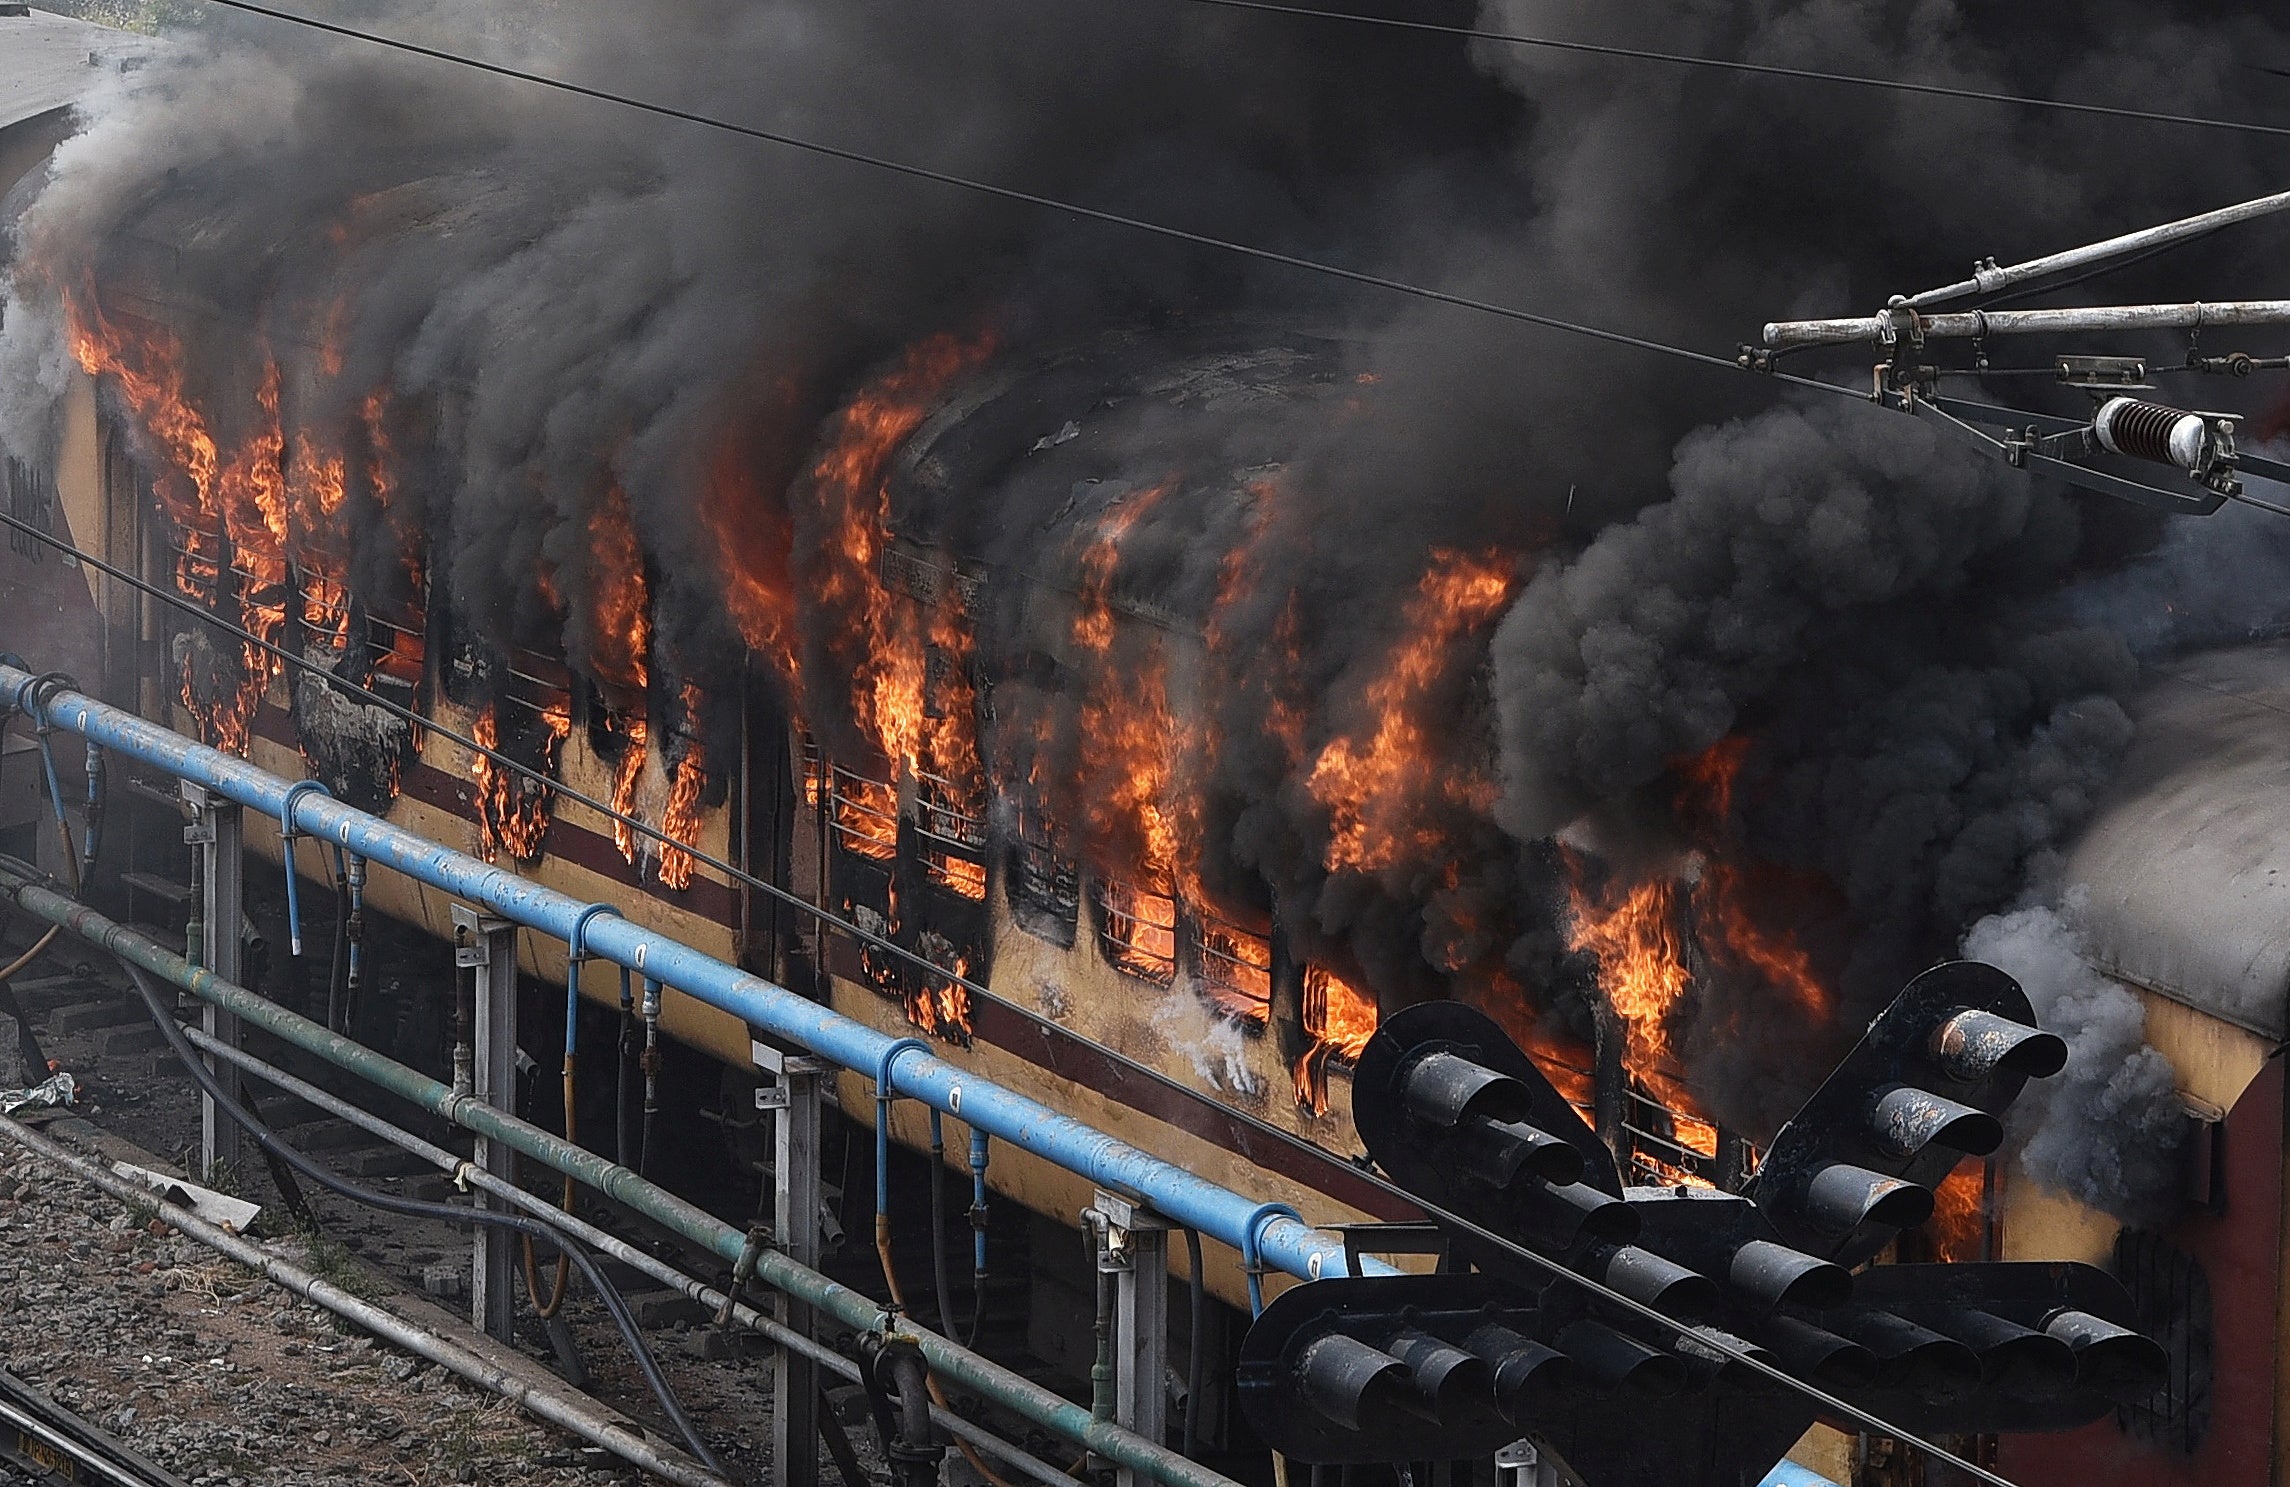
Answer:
1960, 891, 2186, 1223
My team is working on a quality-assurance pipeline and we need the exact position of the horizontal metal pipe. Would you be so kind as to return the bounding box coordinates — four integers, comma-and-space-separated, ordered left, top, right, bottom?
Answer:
0, 869, 1236, 1487
1903, 186, 2290, 309
0, 666, 1367, 1289
1764, 298, 2290, 348
178, 1024, 1085, 1487
0, 1111, 726, 1487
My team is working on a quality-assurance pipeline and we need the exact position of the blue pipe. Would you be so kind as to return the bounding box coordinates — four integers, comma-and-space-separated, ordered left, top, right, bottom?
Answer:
566, 903, 619, 1061
277, 779, 333, 957
4, 667, 1377, 1285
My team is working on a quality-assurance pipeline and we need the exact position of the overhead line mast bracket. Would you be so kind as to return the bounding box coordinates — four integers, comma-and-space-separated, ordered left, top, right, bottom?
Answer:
1750, 184, 2290, 519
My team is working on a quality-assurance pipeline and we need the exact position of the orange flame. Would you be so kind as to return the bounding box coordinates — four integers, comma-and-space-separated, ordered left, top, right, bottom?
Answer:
1294, 966, 1379, 1115
657, 739, 707, 892
471, 702, 569, 863
610, 718, 649, 863
1097, 875, 1178, 983
1693, 863, 1831, 1023
1308, 551, 1514, 874
803, 333, 993, 774
587, 484, 650, 693
1566, 867, 1693, 1070
1926, 1164, 1986, 1262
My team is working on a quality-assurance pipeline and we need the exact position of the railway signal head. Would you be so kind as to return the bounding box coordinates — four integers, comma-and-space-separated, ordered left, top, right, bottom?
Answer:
1746, 960, 2064, 1266
1241, 964, 2164, 1484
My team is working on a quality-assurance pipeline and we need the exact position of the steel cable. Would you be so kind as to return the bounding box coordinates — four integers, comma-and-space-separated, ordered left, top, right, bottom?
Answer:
5, 512, 2018, 1477
111, 958, 727, 1477
1172, 0, 2290, 141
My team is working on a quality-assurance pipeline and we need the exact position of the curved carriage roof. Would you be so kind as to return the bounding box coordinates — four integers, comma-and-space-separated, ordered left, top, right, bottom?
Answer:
0, 8, 143, 135
2066, 640, 2290, 1039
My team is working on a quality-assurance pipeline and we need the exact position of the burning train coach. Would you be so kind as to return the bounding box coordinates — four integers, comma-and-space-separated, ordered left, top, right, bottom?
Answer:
23, 276, 2287, 1479
13, 4, 2290, 1476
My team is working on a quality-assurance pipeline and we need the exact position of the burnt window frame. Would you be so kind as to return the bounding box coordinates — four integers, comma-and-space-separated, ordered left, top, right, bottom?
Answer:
1192, 908, 1274, 1029
1003, 794, 1080, 947
2114, 1228, 2214, 1454
6, 455, 54, 564
1090, 872, 1180, 986
914, 760, 988, 903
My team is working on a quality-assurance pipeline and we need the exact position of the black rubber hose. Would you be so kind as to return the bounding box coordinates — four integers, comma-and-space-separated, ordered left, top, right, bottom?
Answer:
116, 960, 726, 1477
614, 992, 634, 1166
817, 1387, 869, 1487
929, 1134, 961, 1339
1182, 1225, 1205, 1461
324, 870, 350, 1034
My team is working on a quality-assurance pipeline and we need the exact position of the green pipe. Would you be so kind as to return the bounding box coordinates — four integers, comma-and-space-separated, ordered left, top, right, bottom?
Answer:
0, 870, 1239, 1487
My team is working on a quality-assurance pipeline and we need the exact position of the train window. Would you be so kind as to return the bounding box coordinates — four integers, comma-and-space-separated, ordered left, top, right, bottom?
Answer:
1294, 966, 1378, 1115
365, 604, 426, 700
829, 763, 900, 862
293, 563, 356, 662
1005, 797, 1079, 946
1622, 1082, 1724, 1189
5, 456, 53, 564
915, 763, 988, 901
1094, 874, 1177, 984
2115, 1229, 2214, 1453
1194, 912, 1272, 1027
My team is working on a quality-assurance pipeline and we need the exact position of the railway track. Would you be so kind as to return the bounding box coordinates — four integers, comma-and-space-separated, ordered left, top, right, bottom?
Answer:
0, 1371, 189, 1487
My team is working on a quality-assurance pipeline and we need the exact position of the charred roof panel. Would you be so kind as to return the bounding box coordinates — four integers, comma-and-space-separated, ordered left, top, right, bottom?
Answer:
2066, 642, 2290, 1038
0, 9, 147, 135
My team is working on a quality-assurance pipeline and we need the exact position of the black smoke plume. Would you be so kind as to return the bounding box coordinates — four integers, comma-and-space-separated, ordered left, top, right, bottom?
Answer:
7, 0, 2290, 1213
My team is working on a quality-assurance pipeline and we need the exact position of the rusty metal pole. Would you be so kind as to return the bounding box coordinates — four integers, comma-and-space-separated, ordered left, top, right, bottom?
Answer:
184, 779, 241, 1181
764, 1044, 826, 1487
455, 902, 520, 1343
1096, 1189, 1173, 1487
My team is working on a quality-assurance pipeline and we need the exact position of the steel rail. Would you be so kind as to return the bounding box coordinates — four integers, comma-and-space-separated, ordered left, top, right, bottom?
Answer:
172, 1023, 1087, 1487
0, 1370, 190, 1487
0, 1114, 729, 1487
0, 864, 1254, 1487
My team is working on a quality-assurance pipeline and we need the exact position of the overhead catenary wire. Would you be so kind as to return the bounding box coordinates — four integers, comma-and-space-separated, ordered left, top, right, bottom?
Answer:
1171, 0, 2290, 142
189, 0, 1857, 403
0, 525, 2014, 1486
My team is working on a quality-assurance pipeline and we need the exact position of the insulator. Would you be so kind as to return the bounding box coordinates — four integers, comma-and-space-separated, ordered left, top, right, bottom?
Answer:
1464, 1323, 1576, 1417
1586, 1243, 1718, 1321
1400, 1050, 1532, 1128
1292, 1334, 1427, 1431
1827, 1310, 1980, 1397
2044, 1309, 2170, 1398
1755, 1314, 1877, 1390
1728, 1239, 1852, 1313
1554, 1321, 1687, 1397
2095, 397, 2217, 473
1513, 1178, 1639, 1248
1868, 1084, 2004, 1159
1455, 1116, 1585, 1190
1929, 1308, 2077, 1394
1928, 1008, 2067, 1083
1386, 1329, 1503, 1430
1803, 1162, 1935, 1235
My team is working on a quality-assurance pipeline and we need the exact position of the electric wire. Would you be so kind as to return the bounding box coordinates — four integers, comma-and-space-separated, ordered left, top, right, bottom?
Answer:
111, 957, 728, 1477
190, 0, 1857, 403
3, 511, 2015, 1482
1172, 0, 2290, 142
